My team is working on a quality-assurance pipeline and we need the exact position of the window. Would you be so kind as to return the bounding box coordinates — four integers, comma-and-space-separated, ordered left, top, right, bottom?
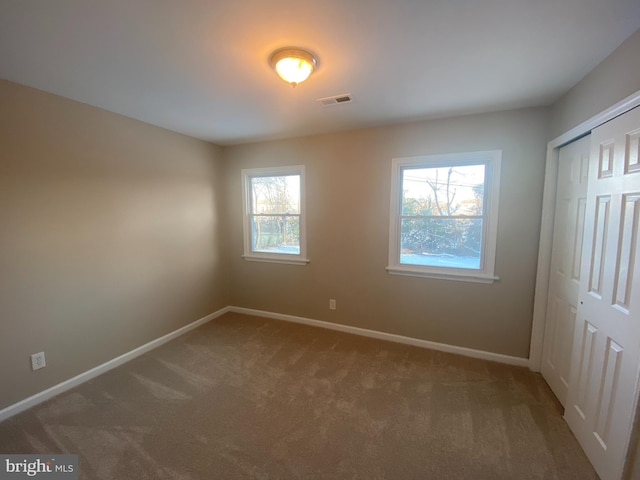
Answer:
242, 166, 308, 265
388, 151, 501, 283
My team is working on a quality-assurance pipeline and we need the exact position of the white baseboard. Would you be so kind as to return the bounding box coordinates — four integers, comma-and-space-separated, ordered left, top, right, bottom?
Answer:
229, 306, 529, 368
0, 307, 230, 423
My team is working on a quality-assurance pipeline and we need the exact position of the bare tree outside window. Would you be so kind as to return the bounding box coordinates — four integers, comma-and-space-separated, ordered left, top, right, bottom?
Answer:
400, 164, 485, 269
250, 174, 301, 254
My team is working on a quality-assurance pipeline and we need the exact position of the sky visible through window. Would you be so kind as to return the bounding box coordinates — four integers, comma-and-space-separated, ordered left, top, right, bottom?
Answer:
251, 175, 300, 214
402, 164, 485, 214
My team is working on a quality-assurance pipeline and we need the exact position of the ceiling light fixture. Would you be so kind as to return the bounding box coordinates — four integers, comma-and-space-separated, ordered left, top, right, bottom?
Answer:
269, 47, 318, 87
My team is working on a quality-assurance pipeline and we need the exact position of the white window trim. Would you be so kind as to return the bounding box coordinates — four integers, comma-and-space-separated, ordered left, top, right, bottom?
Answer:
241, 165, 309, 265
387, 150, 501, 283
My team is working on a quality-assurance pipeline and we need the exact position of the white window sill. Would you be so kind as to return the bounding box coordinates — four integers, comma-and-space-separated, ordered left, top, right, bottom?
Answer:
386, 266, 499, 284
242, 254, 310, 266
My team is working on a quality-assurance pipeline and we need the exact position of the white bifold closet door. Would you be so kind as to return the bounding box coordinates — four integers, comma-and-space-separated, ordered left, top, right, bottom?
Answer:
565, 105, 640, 480
541, 135, 591, 406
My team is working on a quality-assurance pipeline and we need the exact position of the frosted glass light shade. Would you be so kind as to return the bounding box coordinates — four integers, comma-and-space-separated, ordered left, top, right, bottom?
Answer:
270, 48, 317, 87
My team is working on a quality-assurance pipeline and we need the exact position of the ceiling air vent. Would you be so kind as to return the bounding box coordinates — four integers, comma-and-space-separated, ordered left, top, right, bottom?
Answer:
316, 93, 353, 107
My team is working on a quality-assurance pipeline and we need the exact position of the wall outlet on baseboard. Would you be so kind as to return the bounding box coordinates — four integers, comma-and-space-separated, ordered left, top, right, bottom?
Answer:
329, 299, 336, 310
31, 352, 46, 371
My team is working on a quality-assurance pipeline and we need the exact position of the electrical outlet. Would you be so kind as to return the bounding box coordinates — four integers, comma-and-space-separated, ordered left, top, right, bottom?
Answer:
329, 299, 337, 310
31, 352, 46, 371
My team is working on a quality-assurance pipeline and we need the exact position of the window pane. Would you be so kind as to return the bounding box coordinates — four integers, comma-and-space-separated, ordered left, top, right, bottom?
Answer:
251, 215, 300, 254
251, 175, 300, 214
401, 165, 485, 216
400, 218, 483, 269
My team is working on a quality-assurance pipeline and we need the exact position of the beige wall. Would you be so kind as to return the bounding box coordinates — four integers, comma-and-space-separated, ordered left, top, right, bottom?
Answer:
0, 80, 228, 410
549, 27, 640, 139
223, 108, 549, 358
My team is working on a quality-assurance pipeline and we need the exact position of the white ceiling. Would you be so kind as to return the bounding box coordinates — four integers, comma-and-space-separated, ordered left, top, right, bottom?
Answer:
1, 0, 639, 145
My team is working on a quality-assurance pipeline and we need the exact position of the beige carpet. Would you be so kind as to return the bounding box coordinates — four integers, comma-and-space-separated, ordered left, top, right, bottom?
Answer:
0, 312, 598, 479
